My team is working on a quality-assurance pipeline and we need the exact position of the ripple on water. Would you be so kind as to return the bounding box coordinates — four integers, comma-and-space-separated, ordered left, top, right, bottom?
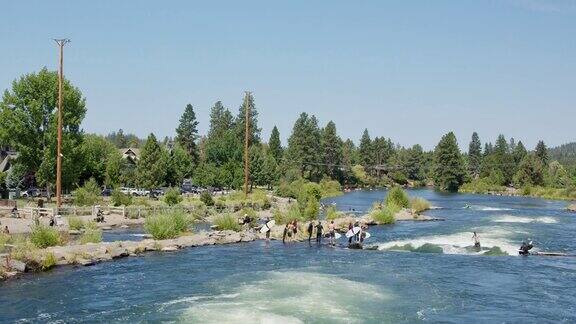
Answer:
177, 271, 389, 323
492, 215, 558, 224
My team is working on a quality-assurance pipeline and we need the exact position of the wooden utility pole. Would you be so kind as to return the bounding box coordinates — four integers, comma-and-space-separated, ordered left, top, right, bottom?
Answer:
243, 91, 251, 198
54, 39, 70, 208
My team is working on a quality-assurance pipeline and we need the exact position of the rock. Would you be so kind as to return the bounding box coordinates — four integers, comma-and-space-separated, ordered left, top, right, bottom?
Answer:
76, 258, 96, 266
8, 259, 27, 272
107, 247, 129, 259
161, 246, 178, 252
568, 204, 576, 212
120, 225, 129, 229
68, 230, 82, 235
101, 226, 113, 231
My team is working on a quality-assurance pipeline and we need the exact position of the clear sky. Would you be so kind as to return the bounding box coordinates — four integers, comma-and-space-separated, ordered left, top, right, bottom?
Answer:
1, 0, 575, 150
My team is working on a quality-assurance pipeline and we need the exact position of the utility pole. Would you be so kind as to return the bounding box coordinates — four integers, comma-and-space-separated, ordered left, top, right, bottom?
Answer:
54, 39, 70, 209
243, 91, 251, 199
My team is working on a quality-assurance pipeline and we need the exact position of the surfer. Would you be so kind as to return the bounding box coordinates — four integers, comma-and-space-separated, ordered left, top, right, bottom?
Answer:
519, 240, 533, 256
264, 217, 271, 240
328, 221, 336, 246
472, 232, 481, 250
292, 220, 298, 236
315, 221, 324, 243
307, 221, 314, 243
282, 223, 289, 243
347, 222, 353, 244
353, 220, 361, 242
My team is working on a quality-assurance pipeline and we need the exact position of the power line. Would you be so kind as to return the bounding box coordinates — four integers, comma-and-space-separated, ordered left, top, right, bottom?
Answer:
54, 38, 70, 209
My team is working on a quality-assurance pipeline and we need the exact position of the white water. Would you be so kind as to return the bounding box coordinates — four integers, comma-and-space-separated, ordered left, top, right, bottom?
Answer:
471, 206, 514, 211
374, 227, 519, 255
492, 215, 558, 224
179, 271, 389, 323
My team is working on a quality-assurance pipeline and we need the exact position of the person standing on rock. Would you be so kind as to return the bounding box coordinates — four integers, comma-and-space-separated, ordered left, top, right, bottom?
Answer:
283, 223, 289, 243
307, 221, 314, 243
315, 221, 324, 244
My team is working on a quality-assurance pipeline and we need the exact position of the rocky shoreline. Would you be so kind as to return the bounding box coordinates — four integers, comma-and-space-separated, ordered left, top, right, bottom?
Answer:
1, 207, 438, 282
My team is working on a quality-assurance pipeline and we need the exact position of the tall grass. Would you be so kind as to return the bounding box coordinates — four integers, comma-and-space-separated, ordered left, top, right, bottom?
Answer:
273, 204, 303, 225
410, 197, 431, 214
370, 206, 396, 224
325, 205, 343, 220
80, 228, 103, 244
30, 225, 61, 248
385, 187, 410, 209
0, 233, 10, 253
145, 210, 192, 240
214, 214, 241, 232
68, 217, 85, 231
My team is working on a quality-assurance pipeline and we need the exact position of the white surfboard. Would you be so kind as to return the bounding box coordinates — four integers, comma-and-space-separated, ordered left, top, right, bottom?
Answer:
345, 227, 361, 238
260, 225, 269, 233
334, 232, 342, 239
266, 220, 276, 228
363, 232, 371, 239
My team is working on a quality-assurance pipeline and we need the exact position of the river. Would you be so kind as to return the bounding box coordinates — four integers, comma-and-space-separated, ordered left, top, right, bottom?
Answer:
1, 189, 575, 322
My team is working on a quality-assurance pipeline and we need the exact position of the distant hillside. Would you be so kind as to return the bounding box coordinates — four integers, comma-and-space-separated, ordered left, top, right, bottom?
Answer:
549, 142, 576, 166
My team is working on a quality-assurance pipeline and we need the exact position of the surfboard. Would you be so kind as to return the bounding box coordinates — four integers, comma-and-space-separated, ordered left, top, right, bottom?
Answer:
259, 225, 269, 233
334, 232, 342, 239
266, 219, 276, 228
363, 232, 371, 239
345, 227, 361, 238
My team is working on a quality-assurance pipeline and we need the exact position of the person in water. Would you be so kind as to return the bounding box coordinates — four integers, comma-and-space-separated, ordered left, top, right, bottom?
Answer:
282, 223, 289, 244
315, 221, 324, 243
519, 240, 533, 255
264, 217, 271, 241
307, 221, 314, 243
472, 232, 481, 249
328, 220, 336, 246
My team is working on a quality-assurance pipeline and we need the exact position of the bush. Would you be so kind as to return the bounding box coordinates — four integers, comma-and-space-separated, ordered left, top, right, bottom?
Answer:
410, 197, 431, 214
145, 210, 191, 240
319, 179, 342, 198
385, 187, 410, 209
112, 190, 133, 206
164, 187, 183, 206
389, 171, 408, 185
214, 214, 241, 232
73, 178, 101, 206
370, 206, 396, 225
80, 228, 103, 244
237, 207, 258, 225
459, 178, 506, 194
0, 233, 10, 253
30, 225, 61, 248
303, 199, 320, 221
325, 205, 342, 220
200, 191, 214, 206
68, 217, 85, 231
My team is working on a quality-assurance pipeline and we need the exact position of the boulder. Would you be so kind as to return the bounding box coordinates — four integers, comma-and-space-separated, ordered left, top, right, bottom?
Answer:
568, 204, 576, 212
161, 246, 178, 252
76, 258, 96, 266
120, 225, 129, 229
9, 259, 27, 272
101, 226, 113, 231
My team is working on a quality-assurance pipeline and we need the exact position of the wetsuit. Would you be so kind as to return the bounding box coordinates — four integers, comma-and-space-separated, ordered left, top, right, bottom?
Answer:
307, 222, 314, 242
316, 223, 324, 243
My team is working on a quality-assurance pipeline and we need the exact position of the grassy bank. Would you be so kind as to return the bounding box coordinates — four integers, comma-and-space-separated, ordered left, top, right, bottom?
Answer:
460, 179, 576, 201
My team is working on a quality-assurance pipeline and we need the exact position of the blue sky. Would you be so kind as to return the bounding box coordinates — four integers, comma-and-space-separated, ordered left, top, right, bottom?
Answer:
1, 0, 575, 150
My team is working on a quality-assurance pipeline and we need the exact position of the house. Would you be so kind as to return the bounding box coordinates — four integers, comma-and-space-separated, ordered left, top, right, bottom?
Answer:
118, 148, 140, 164
0, 147, 18, 173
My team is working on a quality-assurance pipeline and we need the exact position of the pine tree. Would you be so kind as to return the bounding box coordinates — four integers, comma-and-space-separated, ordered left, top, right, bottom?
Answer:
175, 104, 199, 164
137, 133, 168, 189
468, 132, 482, 178
358, 129, 373, 168
405, 144, 424, 181
433, 132, 465, 191
513, 141, 527, 164
513, 154, 544, 187
320, 121, 344, 180
236, 92, 261, 146
268, 126, 283, 161
535, 140, 549, 166
285, 112, 321, 179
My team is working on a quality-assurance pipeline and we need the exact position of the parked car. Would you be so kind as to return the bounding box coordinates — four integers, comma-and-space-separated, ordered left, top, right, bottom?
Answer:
22, 188, 44, 198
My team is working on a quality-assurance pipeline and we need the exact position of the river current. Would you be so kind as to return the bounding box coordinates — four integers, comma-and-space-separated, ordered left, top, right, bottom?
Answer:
1, 189, 575, 323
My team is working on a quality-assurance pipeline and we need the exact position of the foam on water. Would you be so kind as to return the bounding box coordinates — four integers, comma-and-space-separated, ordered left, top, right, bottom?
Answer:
179, 271, 388, 323
493, 215, 558, 224
374, 227, 519, 256
471, 206, 513, 211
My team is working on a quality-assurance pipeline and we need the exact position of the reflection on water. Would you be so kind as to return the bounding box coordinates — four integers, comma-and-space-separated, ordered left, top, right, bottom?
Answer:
1, 189, 576, 323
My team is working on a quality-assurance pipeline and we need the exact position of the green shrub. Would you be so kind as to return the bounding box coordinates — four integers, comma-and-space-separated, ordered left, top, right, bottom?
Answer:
200, 191, 215, 206
325, 205, 343, 220
319, 179, 342, 198
112, 190, 133, 206
385, 186, 410, 209
30, 225, 61, 248
41, 252, 57, 270
370, 206, 396, 225
145, 210, 191, 240
0, 233, 10, 253
68, 217, 85, 230
303, 199, 320, 221
273, 204, 303, 225
459, 178, 506, 194
73, 178, 101, 206
389, 171, 408, 185
214, 214, 241, 232
80, 228, 102, 244
410, 197, 431, 214
164, 187, 183, 206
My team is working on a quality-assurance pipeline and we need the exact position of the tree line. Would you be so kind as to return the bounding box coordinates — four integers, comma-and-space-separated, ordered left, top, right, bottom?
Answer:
1, 69, 575, 196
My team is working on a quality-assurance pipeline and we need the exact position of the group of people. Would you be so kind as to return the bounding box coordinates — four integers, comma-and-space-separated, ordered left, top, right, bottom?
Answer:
281, 220, 338, 246
282, 220, 299, 243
